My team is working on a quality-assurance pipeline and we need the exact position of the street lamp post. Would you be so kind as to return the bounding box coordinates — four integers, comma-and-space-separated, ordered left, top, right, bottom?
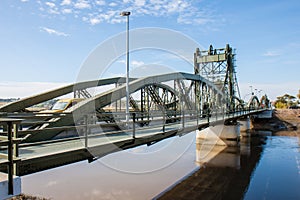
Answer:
250, 85, 253, 95
120, 11, 131, 127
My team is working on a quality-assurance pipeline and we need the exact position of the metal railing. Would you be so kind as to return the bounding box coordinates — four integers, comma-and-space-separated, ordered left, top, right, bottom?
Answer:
0, 107, 267, 143
0, 106, 267, 153
0, 118, 29, 195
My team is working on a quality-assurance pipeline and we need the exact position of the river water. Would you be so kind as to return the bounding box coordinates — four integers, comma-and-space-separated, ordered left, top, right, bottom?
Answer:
21, 131, 300, 200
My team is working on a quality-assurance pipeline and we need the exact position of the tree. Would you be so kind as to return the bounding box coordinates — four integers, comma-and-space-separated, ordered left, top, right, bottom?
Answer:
297, 90, 300, 100
274, 93, 297, 108
274, 95, 287, 108
275, 101, 287, 109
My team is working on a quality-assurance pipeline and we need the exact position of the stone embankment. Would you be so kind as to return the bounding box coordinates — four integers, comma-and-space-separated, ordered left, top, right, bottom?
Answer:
252, 109, 300, 136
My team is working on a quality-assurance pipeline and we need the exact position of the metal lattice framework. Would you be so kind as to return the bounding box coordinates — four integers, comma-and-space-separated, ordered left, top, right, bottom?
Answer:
0, 44, 268, 143
0, 72, 224, 142
194, 44, 241, 111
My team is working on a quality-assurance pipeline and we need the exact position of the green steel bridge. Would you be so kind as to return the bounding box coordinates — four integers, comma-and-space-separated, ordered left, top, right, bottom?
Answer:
0, 45, 271, 196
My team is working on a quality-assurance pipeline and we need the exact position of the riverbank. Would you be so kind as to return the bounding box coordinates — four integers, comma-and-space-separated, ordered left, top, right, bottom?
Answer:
253, 109, 300, 136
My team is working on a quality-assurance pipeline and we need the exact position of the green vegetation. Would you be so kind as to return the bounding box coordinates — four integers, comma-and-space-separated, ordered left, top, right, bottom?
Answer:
274, 92, 300, 109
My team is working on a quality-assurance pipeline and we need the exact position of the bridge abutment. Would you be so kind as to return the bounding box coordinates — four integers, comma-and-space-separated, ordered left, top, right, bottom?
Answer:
196, 124, 240, 146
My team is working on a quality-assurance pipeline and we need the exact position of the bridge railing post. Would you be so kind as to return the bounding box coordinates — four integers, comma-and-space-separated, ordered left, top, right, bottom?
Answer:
13, 123, 19, 176
207, 109, 209, 123
0, 118, 23, 196
132, 113, 136, 139
84, 115, 89, 148
163, 110, 165, 132
7, 121, 13, 195
222, 107, 224, 120
196, 108, 199, 126
182, 110, 185, 128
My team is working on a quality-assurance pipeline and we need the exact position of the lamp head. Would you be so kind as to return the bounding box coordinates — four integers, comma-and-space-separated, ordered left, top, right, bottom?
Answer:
120, 11, 131, 16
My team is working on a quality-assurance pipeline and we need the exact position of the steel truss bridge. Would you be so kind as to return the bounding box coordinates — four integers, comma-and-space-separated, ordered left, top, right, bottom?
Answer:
0, 45, 270, 195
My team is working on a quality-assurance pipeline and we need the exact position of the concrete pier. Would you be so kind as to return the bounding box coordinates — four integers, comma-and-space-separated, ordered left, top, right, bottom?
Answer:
238, 117, 252, 137
196, 124, 240, 146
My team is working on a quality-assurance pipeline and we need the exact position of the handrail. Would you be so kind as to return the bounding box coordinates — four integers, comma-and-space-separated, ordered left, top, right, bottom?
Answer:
0, 118, 29, 195
0, 107, 267, 147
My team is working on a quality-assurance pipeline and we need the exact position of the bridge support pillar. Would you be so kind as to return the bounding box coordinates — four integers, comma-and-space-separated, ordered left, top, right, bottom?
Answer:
238, 117, 252, 137
196, 124, 240, 146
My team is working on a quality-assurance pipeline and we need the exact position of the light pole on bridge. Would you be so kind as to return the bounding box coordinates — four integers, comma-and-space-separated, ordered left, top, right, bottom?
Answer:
120, 11, 131, 127
250, 85, 253, 95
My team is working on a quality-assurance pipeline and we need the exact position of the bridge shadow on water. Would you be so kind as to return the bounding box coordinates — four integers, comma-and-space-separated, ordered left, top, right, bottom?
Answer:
156, 136, 267, 200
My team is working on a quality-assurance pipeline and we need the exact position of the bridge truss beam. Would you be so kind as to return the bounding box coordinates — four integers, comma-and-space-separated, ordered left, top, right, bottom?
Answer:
194, 44, 241, 111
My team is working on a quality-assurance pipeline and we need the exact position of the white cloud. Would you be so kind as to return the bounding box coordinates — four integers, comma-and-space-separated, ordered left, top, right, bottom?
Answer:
49, 8, 60, 14
108, 2, 117, 7
62, 8, 72, 14
164, 1, 182, 13
131, 60, 145, 68
45, 2, 56, 8
95, 10, 118, 22
135, 0, 146, 7
263, 51, 280, 57
61, 0, 72, 6
74, 0, 91, 9
95, 0, 106, 6
40, 27, 69, 37
20, 0, 29, 2
21, 0, 218, 26
90, 17, 101, 25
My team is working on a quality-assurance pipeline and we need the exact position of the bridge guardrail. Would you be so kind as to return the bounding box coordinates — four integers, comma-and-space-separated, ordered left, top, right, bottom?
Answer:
0, 107, 268, 148
0, 118, 30, 196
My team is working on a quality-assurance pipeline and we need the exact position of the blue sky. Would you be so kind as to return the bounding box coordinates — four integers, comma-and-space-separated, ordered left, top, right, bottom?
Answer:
0, 0, 299, 100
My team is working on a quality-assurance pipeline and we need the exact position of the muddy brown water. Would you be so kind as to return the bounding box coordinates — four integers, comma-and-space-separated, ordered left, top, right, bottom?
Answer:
21, 131, 300, 200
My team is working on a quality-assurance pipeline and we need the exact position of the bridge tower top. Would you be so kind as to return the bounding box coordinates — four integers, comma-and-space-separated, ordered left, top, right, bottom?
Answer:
194, 44, 241, 110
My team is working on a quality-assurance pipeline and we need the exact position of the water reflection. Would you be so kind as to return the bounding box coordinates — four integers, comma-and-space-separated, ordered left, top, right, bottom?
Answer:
22, 133, 198, 200
21, 133, 300, 200
157, 136, 266, 200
